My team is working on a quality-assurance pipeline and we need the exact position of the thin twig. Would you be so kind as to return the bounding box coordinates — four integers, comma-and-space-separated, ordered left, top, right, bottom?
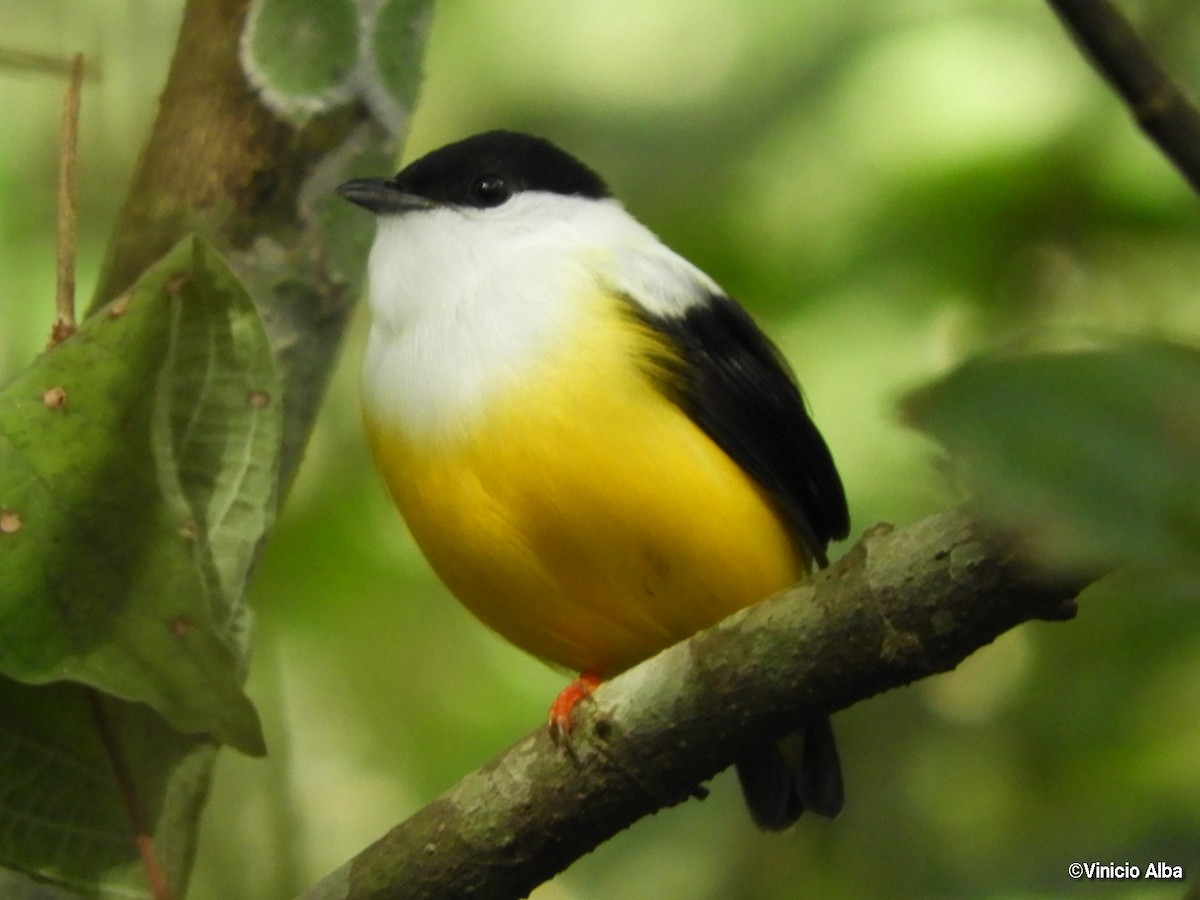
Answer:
1046, 0, 1200, 195
86, 691, 175, 900
0, 46, 100, 78
50, 52, 84, 347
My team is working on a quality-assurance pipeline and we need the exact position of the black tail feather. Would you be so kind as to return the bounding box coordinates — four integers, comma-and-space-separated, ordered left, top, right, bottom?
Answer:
734, 716, 844, 830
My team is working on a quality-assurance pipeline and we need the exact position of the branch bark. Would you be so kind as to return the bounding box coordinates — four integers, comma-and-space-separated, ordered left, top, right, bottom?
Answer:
1045, 0, 1200, 194
298, 507, 1088, 900
89, 0, 382, 493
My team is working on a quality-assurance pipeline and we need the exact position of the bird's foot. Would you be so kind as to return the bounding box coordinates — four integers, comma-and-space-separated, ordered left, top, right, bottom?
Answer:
548, 670, 603, 746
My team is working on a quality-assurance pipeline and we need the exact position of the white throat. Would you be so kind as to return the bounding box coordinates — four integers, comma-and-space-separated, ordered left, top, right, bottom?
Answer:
361, 191, 722, 443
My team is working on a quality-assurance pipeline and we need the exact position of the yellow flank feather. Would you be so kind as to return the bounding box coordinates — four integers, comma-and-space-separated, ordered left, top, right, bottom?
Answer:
364, 290, 808, 676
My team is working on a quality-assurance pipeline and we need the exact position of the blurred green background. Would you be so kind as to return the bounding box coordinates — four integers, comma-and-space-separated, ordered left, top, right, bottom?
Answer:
4, 1, 1200, 897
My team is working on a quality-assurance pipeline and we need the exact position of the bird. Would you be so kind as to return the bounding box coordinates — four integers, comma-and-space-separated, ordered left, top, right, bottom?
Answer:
336, 130, 851, 828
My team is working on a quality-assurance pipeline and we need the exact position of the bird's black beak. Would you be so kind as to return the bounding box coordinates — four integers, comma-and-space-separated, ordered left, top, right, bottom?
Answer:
336, 178, 434, 214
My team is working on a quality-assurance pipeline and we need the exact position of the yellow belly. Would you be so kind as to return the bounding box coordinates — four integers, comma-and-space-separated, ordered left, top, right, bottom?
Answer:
365, 297, 808, 675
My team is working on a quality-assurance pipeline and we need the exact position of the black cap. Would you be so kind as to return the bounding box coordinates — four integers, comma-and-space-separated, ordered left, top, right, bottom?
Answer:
337, 130, 609, 214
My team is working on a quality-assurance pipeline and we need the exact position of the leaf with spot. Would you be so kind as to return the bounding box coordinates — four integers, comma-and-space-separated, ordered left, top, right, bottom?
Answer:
0, 236, 279, 895
0, 236, 277, 754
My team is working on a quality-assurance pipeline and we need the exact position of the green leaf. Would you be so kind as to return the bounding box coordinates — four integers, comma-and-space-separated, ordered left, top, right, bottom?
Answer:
902, 341, 1200, 577
0, 679, 215, 898
0, 236, 277, 755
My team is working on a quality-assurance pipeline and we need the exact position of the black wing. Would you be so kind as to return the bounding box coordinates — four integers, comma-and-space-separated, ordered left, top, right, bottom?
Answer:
628, 292, 849, 565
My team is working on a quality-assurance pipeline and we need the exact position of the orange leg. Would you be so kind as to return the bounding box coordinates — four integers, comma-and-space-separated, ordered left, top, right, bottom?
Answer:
548, 670, 603, 742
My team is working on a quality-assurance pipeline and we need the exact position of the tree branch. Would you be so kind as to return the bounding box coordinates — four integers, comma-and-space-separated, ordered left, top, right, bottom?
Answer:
298, 507, 1088, 900
89, 0, 381, 492
1045, 0, 1200, 195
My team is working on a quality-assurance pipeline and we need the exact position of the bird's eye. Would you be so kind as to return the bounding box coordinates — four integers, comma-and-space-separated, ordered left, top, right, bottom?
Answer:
470, 174, 512, 207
